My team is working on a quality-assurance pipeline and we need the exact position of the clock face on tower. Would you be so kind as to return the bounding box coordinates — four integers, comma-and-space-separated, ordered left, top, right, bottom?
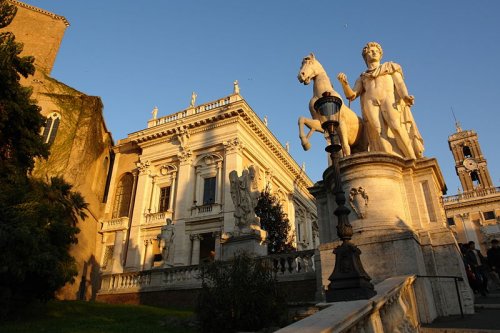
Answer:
463, 158, 478, 171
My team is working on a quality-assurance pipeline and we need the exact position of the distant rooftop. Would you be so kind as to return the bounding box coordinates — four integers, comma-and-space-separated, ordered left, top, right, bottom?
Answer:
147, 93, 242, 129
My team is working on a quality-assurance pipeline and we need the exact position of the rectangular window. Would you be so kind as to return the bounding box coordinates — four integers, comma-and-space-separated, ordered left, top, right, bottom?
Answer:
483, 211, 495, 220
102, 245, 114, 269
159, 186, 171, 212
203, 177, 216, 205
446, 217, 455, 226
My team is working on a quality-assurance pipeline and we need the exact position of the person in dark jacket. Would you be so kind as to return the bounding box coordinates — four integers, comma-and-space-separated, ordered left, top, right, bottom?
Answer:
487, 239, 500, 273
465, 241, 488, 295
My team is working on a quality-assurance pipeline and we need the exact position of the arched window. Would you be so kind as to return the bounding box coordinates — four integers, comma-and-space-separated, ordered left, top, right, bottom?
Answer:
463, 145, 472, 158
471, 171, 481, 188
41, 112, 61, 146
112, 173, 134, 218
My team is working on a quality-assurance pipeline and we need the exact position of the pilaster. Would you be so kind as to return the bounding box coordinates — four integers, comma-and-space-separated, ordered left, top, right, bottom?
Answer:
222, 138, 244, 233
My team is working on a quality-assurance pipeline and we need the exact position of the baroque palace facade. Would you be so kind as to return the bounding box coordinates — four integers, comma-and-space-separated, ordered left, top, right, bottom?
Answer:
443, 124, 500, 253
6, 1, 317, 296
100, 92, 318, 274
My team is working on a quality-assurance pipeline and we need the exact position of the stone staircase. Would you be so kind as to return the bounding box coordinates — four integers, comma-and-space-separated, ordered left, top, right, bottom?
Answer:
420, 289, 500, 333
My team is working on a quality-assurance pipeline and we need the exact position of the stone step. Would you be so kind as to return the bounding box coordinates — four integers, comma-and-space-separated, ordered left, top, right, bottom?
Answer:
420, 328, 500, 333
287, 303, 320, 322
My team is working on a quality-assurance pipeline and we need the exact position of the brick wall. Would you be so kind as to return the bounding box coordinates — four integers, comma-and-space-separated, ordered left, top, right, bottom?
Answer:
2, 1, 68, 75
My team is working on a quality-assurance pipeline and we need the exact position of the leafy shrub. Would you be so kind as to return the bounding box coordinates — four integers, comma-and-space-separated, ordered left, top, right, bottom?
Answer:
197, 253, 287, 332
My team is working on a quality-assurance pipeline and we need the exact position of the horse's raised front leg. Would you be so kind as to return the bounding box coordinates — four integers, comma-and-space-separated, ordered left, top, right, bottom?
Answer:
298, 117, 323, 151
337, 120, 351, 157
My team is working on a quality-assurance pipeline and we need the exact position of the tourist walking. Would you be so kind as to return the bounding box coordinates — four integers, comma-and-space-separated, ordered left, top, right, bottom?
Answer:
465, 241, 489, 295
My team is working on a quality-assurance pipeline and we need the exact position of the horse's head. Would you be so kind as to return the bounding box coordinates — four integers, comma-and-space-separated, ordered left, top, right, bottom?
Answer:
298, 53, 319, 85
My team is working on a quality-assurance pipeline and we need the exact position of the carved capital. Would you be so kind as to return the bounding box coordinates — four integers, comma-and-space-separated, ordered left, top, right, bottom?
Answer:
177, 149, 193, 164
223, 138, 244, 154
136, 160, 151, 175
190, 233, 203, 241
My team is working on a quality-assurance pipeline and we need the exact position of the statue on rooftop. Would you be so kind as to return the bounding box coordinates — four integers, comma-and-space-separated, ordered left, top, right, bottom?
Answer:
337, 42, 424, 159
152, 106, 158, 119
190, 91, 197, 108
233, 80, 240, 94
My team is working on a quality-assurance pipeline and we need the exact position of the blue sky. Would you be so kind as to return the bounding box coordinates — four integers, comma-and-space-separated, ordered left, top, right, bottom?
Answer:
24, 0, 500, 194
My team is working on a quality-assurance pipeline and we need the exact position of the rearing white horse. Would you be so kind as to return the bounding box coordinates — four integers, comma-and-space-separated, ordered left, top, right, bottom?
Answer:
297, 53, 366, 156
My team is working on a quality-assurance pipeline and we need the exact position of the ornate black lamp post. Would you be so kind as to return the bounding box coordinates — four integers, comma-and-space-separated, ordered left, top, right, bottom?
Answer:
314, 93, 376, 302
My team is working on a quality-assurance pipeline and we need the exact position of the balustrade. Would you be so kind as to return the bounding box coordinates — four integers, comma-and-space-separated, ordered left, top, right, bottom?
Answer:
147, 95, 239, 128
99, 250, 316, 293
143, 211, 172, 226
263, 250, 316, 280
190, 203, 221, 217
100, 217, 129, 232
276, 275, 419, 333
442, 186, 500, 203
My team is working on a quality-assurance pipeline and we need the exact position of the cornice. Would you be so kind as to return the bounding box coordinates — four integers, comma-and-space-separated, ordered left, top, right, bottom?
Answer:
236, 109, 313, 190
8, 0, 70, 26
124, 97, 313, 191
448, 129, 477, 142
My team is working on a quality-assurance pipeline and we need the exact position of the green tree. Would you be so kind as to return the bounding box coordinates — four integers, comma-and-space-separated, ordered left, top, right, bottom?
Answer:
255, 188, 295, 254
0, 0, 87, 317
0, 1, 48, 177
197, 253, 287, 332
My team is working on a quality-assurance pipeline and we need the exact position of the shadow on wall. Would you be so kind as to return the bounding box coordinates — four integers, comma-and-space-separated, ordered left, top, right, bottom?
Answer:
76, 255, 100, 301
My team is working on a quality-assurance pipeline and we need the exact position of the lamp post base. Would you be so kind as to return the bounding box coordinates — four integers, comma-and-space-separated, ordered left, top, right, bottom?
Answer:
325, 241, 376, 302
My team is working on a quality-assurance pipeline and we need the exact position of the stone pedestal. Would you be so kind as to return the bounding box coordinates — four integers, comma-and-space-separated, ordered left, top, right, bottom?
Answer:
311, 152, 474, 323
221, 231, 267, 260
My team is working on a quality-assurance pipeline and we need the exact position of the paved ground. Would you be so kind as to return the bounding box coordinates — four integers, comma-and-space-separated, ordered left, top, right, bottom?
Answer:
421, 290, 500, 332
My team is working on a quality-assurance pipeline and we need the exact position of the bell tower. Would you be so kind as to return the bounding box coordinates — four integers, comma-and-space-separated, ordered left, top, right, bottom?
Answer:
448, 122, 494, 192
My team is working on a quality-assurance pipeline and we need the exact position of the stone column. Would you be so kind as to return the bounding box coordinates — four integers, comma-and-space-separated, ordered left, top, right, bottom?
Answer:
142, 239, 154, 270
172, 150, 193, 266
190, 234, 202, 265
125, 164, 150, 270
216, 161, 223, 204
111, 230, 125, 273
213, 231, 222, 260
168, 171, 177, 212
194, 165, 202, 204
222, 138, 244, 232
173, 150, 193, 218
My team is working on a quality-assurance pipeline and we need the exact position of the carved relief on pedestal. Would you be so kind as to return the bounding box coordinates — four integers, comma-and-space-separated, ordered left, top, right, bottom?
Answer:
349, 186, 369, 219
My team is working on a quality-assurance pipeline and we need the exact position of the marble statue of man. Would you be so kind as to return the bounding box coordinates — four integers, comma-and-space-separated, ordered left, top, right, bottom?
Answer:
337, 42, 424, 159
159, 225, 175, 266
